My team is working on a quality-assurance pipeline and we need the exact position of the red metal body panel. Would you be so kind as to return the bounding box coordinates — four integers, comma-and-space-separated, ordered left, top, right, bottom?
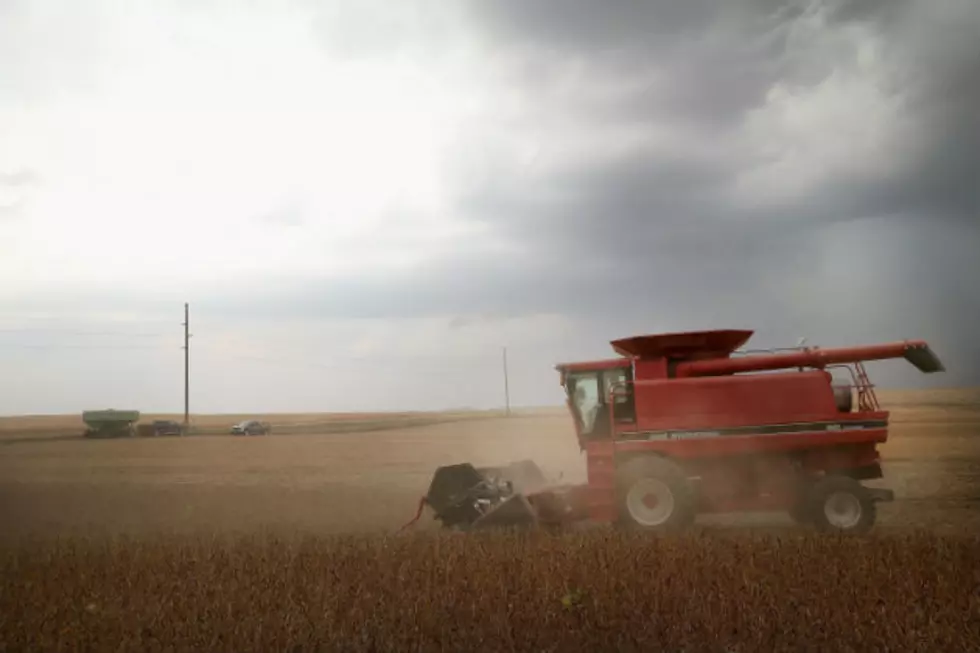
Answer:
583, 441, 617, 523
630, 371, 841, 431
611, 428, 888, 458
633, 358, 667, 381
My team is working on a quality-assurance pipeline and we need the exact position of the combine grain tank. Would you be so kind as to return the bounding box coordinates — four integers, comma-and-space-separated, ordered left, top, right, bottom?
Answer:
407, 329, 945, 535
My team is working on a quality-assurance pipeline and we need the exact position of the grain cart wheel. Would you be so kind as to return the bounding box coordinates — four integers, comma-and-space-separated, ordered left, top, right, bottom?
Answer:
616, 456, 696, 532
806, 475, 876, 535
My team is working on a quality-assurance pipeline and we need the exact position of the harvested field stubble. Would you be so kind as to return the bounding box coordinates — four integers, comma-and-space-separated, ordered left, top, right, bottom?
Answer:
2, 530, 978, 652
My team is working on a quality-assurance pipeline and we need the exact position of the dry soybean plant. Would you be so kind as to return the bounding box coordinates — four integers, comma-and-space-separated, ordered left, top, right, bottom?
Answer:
1, 529, 978, 652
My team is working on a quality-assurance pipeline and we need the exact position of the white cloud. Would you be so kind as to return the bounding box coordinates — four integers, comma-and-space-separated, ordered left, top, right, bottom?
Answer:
732, 16, 909, 212
0, 0, 480, 297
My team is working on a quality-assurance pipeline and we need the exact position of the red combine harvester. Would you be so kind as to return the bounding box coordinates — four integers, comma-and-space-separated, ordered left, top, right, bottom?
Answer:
408, 330, 945, 535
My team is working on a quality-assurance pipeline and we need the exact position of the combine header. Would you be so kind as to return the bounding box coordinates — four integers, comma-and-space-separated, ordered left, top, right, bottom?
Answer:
408, 330, 944, 535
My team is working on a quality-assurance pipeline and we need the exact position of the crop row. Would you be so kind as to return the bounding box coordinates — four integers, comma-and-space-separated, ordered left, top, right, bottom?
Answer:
2, 529, 978, 652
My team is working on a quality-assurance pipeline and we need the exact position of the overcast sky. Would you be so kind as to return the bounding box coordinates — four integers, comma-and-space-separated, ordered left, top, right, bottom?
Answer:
1, 0, 977, 415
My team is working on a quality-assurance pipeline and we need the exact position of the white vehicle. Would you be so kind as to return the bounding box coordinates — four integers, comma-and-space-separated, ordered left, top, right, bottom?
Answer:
230, 420, 271, 436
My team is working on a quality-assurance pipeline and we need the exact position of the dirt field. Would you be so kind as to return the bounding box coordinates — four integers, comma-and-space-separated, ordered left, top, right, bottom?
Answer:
1, 389, 978, 539
1, 389, 978, 650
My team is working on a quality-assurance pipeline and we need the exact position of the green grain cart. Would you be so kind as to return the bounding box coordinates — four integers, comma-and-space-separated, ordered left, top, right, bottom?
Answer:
82, 409, 141, 438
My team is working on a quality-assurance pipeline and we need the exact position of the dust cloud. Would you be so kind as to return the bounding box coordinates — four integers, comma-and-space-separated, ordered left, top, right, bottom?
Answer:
449, 409, 589, 487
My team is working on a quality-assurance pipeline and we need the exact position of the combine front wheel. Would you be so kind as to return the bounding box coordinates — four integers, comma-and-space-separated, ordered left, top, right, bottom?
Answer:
617, 456, 696, 532
806, 475, 876, 535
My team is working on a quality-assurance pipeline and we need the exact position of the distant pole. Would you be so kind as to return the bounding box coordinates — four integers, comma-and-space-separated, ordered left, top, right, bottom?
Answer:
183, 303, 190, 430
502, 346, 511, 417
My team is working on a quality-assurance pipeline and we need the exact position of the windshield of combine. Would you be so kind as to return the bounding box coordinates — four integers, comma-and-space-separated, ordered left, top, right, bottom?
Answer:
566, 372, 601, 433
565, 367, 630, 435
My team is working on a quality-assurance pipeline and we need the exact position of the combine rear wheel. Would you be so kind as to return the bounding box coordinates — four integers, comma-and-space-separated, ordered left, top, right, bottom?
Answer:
806, 475, 876, 535
616, 456, 696, 532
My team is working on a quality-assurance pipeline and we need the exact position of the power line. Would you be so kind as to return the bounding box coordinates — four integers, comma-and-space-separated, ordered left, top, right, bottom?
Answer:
0, 343, 173, 350
212, 353, 495, 372
188, 336, 558, 360
0, 327, 169, 337
0, 310, 576, 413
216, 354, 333, 370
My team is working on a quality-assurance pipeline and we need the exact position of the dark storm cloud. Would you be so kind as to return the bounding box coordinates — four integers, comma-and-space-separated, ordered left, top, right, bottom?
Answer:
797, 0, 980, 224
463, 0, 900, 129
890, 23, 979, 222
464, 3, 784, 133
824, 0, 912, 27
224, 221, 822, 329
292, 0, 979, 379
451, 0, 977, 269
302, 0, 980, 312
467, 0, 725, 51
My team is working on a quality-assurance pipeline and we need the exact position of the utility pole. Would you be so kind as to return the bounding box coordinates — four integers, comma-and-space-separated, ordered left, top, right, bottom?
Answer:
183, 303, 190, 432
502, 346, 511, 417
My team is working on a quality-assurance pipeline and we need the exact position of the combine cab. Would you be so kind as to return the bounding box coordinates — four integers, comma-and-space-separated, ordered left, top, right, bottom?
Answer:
409, 330, 945, 535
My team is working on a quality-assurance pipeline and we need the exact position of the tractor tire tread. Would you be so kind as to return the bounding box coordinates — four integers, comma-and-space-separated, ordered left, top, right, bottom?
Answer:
616, 455, 697, 532
805, 474, 877, 535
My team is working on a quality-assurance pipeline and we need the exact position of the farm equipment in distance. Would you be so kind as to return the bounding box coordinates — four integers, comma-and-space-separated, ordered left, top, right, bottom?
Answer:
152, 419, 185, 436
407, 329, 945, 535
136, 420, 185, 437
82, 409, 140, 438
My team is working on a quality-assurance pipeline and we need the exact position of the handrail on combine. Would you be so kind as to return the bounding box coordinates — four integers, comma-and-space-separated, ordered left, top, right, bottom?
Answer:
732, 346, 811, 357
826, 362, 880, 412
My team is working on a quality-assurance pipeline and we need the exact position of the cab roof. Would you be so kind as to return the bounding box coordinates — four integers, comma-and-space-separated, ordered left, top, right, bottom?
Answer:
554, 358, 631, 374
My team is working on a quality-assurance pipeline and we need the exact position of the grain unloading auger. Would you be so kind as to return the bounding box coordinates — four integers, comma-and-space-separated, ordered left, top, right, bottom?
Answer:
403, 330, 944, 535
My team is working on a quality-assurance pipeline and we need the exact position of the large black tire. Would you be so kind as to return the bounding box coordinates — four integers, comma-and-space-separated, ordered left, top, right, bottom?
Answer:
805, 475, 877, 535
616, 456, 697, 532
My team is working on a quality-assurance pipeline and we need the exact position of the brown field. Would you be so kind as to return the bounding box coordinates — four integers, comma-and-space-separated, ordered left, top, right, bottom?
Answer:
1, 388, 979, 651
